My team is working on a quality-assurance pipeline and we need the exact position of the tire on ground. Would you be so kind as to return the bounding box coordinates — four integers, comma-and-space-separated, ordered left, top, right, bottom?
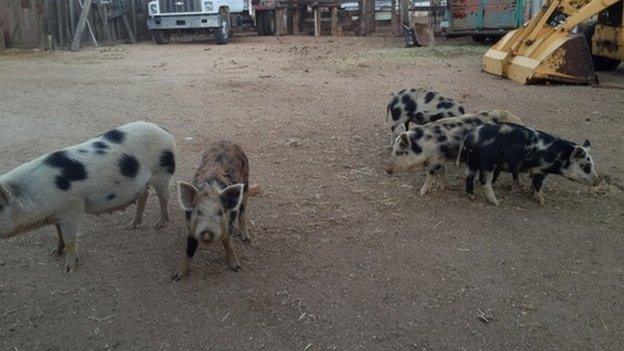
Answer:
215, 7, 231, 45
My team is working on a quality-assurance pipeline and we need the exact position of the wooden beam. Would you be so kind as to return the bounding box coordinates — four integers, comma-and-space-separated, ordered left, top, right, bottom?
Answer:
367, 0, 375, 33
330, 6, 338, 36
0, 23, 5, 51
56, 0, 64, 45
391, 0, 397, 35
71, 0, 93, 51
293, 6, 301, 35
131, 0, 137, 39
122, 14, 136, 43
359, 0, 367, 36
313, 7, 321, 37
69, 0, 76, 37
275, 7, 285, 36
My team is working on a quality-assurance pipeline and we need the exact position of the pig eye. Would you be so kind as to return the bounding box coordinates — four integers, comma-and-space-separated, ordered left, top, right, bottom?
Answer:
196, 209, 203, 217
218, 210, 224, 217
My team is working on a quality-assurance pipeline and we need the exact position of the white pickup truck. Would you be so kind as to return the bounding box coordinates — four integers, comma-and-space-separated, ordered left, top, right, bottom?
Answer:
147, 0, 246, 44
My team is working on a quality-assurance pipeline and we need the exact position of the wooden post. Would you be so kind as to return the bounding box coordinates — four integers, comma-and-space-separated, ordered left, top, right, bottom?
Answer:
313, 6, 321, 37
367, 0, 375, 33
359, 0, 367, 35
390, 0, 396, 34
131, 0, 137, 39
71, 0, 93, 51
122, 15, 136, 43
293, 6, 301, 35
56, 0, 64, 45
399, 0, 409, 27
275, 7, 285, 36
69, 0, 76, 37
0, 24, 5, 51
330, 6, 338, 36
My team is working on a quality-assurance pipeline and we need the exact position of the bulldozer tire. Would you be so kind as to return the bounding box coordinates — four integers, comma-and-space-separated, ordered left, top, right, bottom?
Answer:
582, 22, 621, 71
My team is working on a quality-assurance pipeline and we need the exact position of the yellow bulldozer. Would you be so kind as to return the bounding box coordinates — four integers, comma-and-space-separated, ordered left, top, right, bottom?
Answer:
483, 0, 623, 84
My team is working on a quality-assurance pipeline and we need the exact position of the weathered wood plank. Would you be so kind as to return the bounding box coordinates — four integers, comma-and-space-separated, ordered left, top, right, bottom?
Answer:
71, 0, 93, 51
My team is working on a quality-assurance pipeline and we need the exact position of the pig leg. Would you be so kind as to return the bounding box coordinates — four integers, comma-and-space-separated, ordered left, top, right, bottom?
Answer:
465, 168, 477, 199
151, 175, 171, 229
57, 219, 81, 273
531, 173, 546, 205
482, 171, 500, 206
126, 189, 149, 230
172, 236, 199, 280
420, 169, 436, 196
492, 167, 501, 184
50, 224, 65, 258
438, 165, 449, 190
223, 236, 241, 271
238, 196, 251, 242
510, 172, 522, 193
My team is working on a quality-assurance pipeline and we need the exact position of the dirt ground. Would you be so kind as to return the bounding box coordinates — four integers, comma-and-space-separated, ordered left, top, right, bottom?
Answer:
1, 35, 623, 350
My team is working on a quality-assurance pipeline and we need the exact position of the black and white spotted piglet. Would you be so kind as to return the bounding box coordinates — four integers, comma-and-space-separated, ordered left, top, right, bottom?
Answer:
459, 123, 600, 206
387, 88, 466, 138
0, 121, 177, 272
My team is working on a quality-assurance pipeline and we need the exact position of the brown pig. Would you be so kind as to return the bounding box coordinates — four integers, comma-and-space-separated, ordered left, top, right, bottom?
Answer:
173, 141, 260, 280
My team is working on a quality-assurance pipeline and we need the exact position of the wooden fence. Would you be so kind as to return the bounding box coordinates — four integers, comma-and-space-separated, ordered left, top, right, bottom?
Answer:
0, 0, 151, 50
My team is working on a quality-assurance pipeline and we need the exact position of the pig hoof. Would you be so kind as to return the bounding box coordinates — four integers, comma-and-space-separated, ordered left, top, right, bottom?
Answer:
228, 262, 241, 272
154, 220, 168, 230
50, 249, 64, 258
126, 222, 139, 230
64, 261, 77, 273
240, 234, 251, 243
172, 272, 185, 281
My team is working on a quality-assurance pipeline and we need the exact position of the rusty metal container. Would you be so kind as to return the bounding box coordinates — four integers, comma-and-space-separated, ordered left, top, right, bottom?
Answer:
446, 0, 534, 39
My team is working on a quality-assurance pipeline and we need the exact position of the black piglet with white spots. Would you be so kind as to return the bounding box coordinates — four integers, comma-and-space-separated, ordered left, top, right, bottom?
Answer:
459, 123, 600, 206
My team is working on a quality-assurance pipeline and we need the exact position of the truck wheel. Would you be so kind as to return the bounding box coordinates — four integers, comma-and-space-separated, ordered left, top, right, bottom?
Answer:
153, 31, 171, 45
215, 8, 231, 45
581, 22, 621, 71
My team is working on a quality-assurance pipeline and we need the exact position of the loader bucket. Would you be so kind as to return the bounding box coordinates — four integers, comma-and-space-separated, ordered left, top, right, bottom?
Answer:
484, 27, 596, 84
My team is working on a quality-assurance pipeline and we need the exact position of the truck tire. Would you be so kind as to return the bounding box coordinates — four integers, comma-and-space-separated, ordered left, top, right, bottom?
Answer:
153, 31, 171, 45
215, 8, 231, 45
581, 22, 621, 71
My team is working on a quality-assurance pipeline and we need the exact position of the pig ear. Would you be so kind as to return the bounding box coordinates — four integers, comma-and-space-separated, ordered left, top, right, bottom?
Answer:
220, 183, 245, 211
571, 146, 587, 159
398, 133, 410, 149
178, 182, 199, 211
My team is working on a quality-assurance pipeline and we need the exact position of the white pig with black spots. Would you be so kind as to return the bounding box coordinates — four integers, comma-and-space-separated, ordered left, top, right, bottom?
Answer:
0, 121, 177, 273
